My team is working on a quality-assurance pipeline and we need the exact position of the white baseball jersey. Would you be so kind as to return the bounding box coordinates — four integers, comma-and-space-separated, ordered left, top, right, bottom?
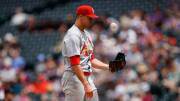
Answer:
62, 25, 94, 72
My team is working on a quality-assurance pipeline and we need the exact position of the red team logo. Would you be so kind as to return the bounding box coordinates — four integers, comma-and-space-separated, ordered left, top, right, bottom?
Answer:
80, 38, 93, 57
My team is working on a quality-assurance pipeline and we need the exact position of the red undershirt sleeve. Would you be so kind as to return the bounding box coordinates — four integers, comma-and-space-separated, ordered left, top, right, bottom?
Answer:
70, 55, 80, 66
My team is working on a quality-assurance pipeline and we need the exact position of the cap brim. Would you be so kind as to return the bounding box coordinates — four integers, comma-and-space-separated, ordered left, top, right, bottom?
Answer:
87, 14, 99, 18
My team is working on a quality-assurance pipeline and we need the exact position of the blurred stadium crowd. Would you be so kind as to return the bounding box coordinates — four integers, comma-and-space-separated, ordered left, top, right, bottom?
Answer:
0, 0, 180, 101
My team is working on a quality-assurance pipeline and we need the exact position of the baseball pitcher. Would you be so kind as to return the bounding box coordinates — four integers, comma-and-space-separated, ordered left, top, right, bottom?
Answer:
61, 5, 126, 101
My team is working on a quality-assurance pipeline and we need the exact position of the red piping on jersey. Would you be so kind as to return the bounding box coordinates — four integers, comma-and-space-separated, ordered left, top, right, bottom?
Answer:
88, 38, 92, 46
70, 55, 80, 66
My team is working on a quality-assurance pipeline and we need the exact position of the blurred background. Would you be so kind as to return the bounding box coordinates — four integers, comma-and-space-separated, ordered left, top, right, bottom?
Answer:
0, 0, 180, 101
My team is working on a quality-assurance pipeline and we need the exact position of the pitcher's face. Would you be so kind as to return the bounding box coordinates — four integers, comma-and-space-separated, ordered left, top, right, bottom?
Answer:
80, 15, 93, 28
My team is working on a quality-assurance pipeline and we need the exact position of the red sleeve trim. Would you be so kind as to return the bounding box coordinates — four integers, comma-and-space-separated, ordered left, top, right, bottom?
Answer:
90, 53, 95, 61
70, 55, 80, 66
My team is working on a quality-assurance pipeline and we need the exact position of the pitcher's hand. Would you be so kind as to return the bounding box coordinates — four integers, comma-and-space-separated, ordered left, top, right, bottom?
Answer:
84, 83, 93, 99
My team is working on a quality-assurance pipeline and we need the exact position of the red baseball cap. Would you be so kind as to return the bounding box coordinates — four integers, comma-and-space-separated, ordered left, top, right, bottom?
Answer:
76, 5, 99, 18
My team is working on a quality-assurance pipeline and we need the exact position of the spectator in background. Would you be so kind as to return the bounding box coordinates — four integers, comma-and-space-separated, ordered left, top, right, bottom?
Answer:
10, 48, 25, 71
163, 57, 180, 92
119, 14, 137, 45
11, 8, 30, 26
0, 57, 16, 83
11, 8, 34, 32
35, 53, 46, 73
1, 33, 19, 58
45, 56, 58, 80
0, 82, 5, 101
126, 44, 144, 66
13, 89, 31, 101
58, 23, 68, 38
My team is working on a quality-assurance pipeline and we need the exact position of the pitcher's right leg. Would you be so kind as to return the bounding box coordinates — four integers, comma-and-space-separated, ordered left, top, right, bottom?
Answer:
62, 71, 85, 101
